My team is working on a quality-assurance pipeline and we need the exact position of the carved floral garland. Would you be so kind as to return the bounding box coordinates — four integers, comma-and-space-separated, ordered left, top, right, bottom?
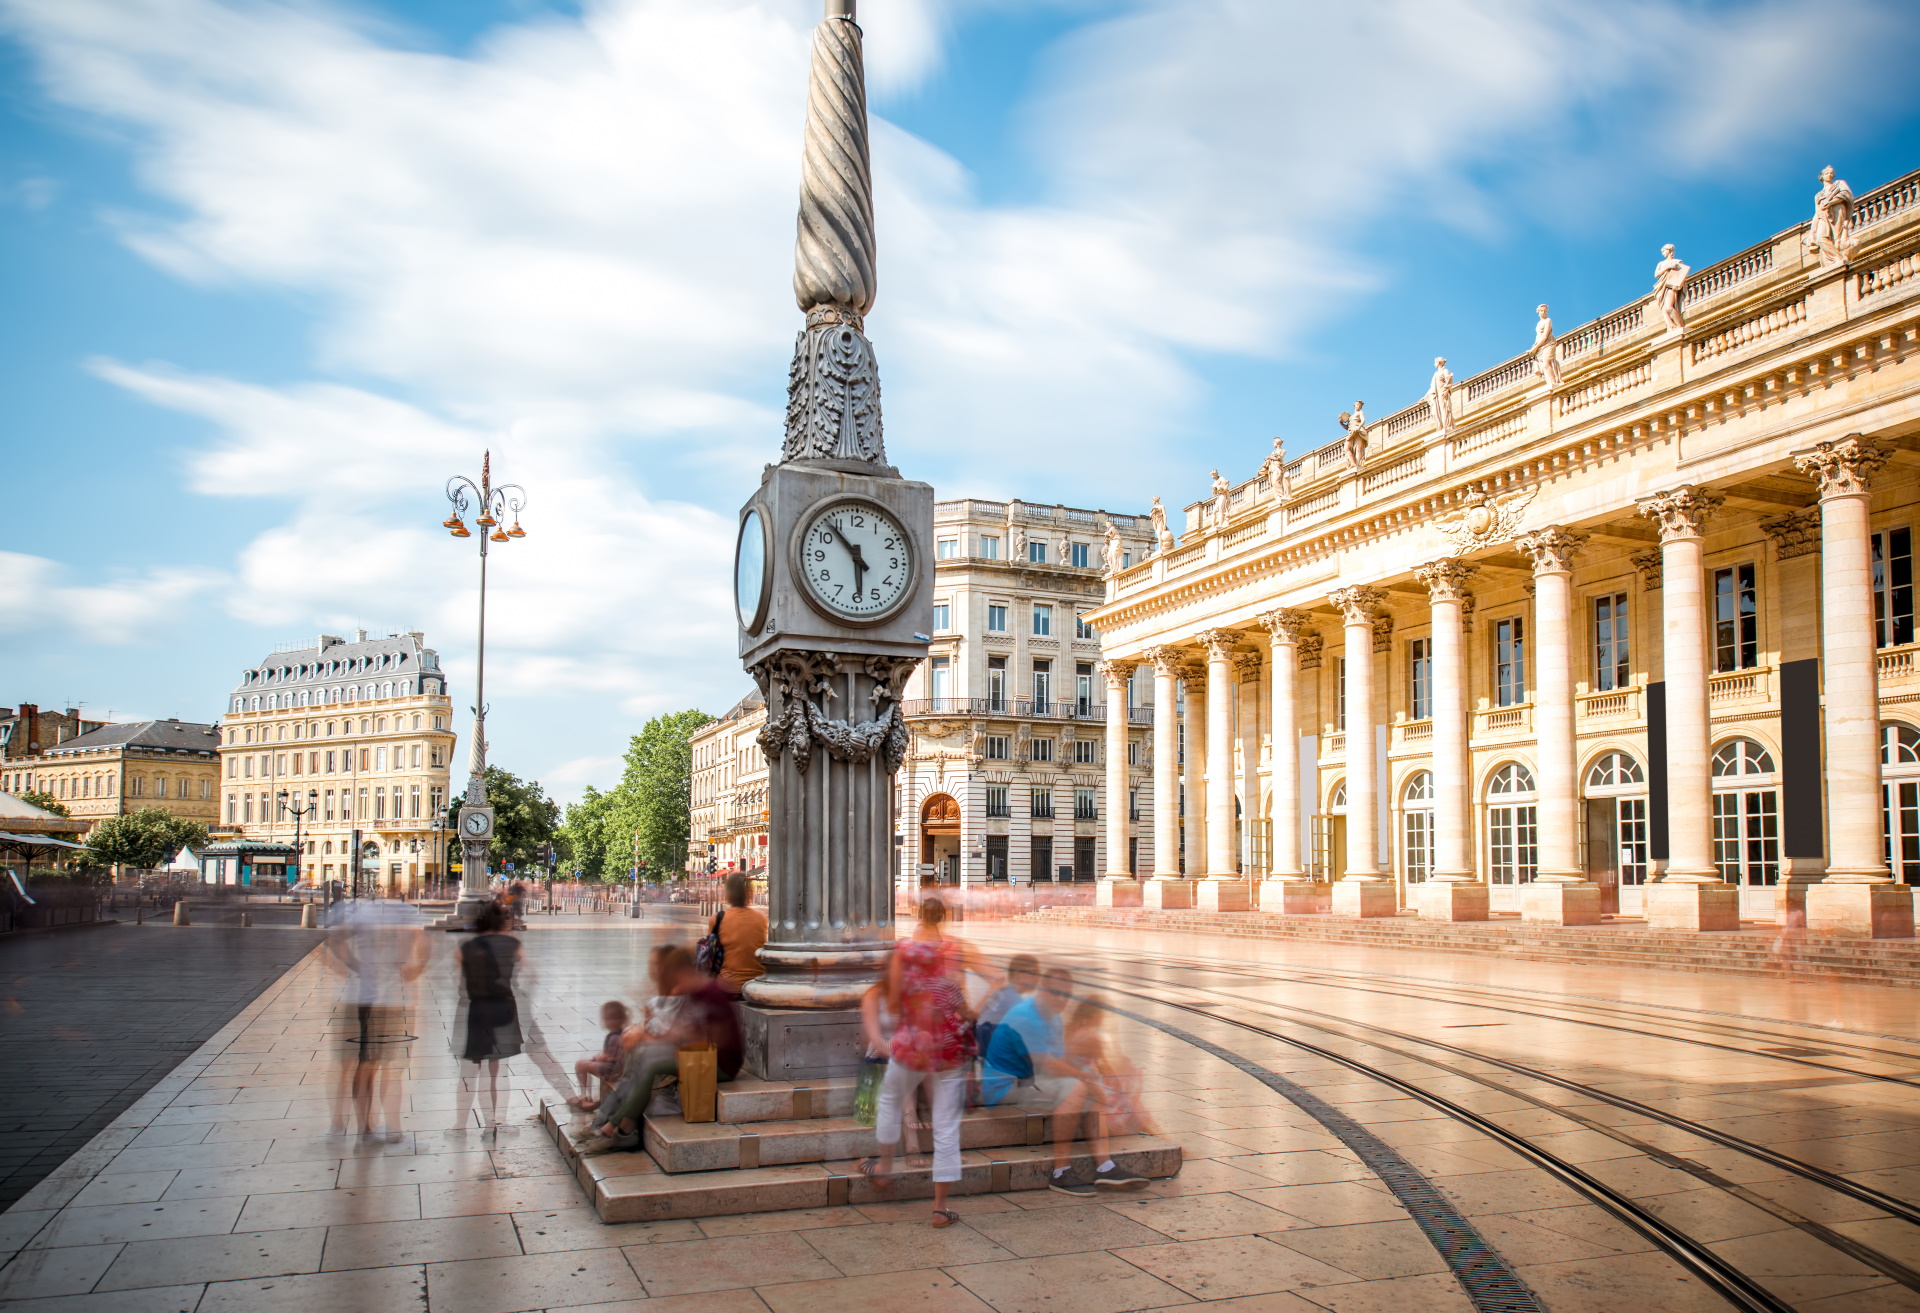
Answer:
751, 650, 916, 775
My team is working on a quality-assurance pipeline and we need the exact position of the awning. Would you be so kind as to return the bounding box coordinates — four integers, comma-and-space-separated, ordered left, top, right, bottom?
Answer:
0, 831, 88, 850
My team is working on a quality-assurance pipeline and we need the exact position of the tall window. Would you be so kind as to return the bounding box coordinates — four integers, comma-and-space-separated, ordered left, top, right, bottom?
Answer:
987, 657, 1007, 710
1075, 788, 1097, 820
1075, 613, 1096, 640
1402, 772, 1434, 884
928, 656, 950, 706
986, 785, 1010, 818
987, 604, 1007, 633
1031, 738, 1055, 763
430, 786, 444, 818
1128, 741, 1140, 766
1070, 542, 1090, 569
1594, 593, 1630, 691
1033, 604, 1052, 636
932, 603, 950, 631
1336, 658, 1347, 732
1585, 751, 1648, 887
1408, 639, 1432, 721
985, 735, 1010, 760
1713, 564, 1759, 671
1031, 787, 1053, 819
324, 789, 335, 822
1883, 723, 1920, 884
1028, 540, 1047, 563
981, 535, 1000, 560
1874, 528, 1914, 649
1486, 763, 1538, 885
1074, 740, 1097, 764
1495, 618, 1526, 707
936, 538, 958, 559
1712, 737, 1778, 885
1032, 660, 1052, 705
1076, 663, 1095, 715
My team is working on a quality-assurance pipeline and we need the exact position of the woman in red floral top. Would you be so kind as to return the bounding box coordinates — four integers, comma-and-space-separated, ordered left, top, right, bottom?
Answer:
860, 896, 999, 1226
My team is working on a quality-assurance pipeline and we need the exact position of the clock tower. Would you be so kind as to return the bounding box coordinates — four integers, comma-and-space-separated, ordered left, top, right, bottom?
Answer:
733, 0, 932, 1075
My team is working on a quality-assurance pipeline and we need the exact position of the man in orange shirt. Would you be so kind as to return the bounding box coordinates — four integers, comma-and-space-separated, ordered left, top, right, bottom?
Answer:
715, 871, 767, 997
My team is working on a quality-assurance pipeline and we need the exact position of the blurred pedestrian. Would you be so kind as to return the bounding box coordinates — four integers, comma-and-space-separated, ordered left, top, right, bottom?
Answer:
975, 953, 1039, 1057
325, 897, 428, 1143
570, 1000, 632, 1112
454, 901, 527, 1133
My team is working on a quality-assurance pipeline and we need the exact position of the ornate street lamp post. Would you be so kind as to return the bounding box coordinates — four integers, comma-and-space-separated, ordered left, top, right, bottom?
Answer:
438, 450, 528, 928
277, 788, 317, 889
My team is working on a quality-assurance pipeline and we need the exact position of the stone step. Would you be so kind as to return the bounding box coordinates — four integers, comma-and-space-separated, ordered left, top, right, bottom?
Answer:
643, 1104, 1089, 1174
540, 1102, 1181, 1222
716, 1075, 857, 1123
1019, 907, 1920, 987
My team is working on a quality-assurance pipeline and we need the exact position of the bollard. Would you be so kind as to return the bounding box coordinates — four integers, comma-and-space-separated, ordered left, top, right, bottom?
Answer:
240, 912, 252, 928
300, 903, 318, 929
136, 905, 144, 926
172, 901, 191, 927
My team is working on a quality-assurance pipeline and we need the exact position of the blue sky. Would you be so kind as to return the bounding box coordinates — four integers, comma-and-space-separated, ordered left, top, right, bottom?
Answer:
4, 0, 1919, 803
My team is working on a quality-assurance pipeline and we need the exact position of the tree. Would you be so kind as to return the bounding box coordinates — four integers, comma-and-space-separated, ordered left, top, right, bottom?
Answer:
617, 710, 714, 882
86, 808, 208, 871
558, 785, 617, 881
451, 766, 560, 873
18, 790, 69, 817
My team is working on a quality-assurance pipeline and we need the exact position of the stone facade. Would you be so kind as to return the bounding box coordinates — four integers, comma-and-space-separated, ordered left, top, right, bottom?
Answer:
689, 692, 769, 876
13, 720, 221, 835
0, 704, 108, 769
895, 499, 1158, 886
218, 630, 457, 893
1090, 162, 1920, 936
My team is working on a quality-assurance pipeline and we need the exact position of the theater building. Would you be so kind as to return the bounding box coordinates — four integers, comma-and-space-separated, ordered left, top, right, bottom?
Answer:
1085, 163, 1920, 937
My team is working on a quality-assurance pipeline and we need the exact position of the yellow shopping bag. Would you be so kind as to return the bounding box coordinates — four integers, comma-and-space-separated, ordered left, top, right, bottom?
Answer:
677, 1042, 718, 1123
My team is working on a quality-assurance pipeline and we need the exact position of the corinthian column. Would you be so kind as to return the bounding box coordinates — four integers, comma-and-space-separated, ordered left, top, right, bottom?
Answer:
1798, 437, 1915, 936
1329, 587, 1394, 916
1196, 631, 1250, 911
1638, 486, 1740, 931
1181, 659, 1209, 880
1517, 527, 1601, 925
1096, 659, 1142, 907
1257, 611, 1322, 913
1413, 561, 1485, 921
1142, 647, 1191, 909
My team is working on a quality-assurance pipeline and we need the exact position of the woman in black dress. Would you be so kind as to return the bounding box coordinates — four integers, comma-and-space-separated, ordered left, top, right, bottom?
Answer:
454, 902, 525, 1132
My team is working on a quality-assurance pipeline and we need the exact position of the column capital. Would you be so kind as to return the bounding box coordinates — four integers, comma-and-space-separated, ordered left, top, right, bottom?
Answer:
1232, 650, 1264, 679
1297, 633, 1325, 670
1759, 508, 1822, 560
1139, 645, 1182, 675
1796, 434, 1888, 500
1176, 659, 1207, 686
1095, 658, 1137, 680
1414, 559, 1479, 603
1328, 585, 1386, 625
1637, 485, 1724, 541
1516, 525, 1588, 575
1257, 608, 1314, 646
1195, 628, 1243, 661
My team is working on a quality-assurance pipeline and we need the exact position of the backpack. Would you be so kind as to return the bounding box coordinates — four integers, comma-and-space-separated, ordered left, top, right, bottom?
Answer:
695, 909, 726, 977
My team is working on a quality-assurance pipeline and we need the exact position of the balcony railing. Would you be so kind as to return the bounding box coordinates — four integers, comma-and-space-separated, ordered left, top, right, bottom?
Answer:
901, 698, 1152, 724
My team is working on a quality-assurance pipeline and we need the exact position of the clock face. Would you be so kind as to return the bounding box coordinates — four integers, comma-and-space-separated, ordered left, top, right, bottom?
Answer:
735, 508, 769, 632
463, 812, 490, 837
799, 501, 913, 620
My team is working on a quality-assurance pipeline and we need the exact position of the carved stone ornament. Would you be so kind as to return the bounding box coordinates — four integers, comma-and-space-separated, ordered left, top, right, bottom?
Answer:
1653, 244, 1690, 335
1370, 610, 1395, 653
1257, 608, 1313, 646
1532, 305, 1562, 390
1414, 559, 1479, 603
1806, 165, 1858, 269
1460, 592, 1477, 633
1631, 549, 1663, 590
1095, 658, 1137, 681
1233, 650, 1264, 679
1759, 508, 1822, 560
1434, 485, 1538, 555
783, 322, 885, 463
1636, 485, 1725, 541
750, 649, 914, 775
1176, 660, 1207, 689
1297, 632, 1325, 670
1196, 628, 1242, 660
1426, 359, 1456, 437
1795, 435, 1888, 499
1328, 585, 1386, 627
1515, 525, 1588, 575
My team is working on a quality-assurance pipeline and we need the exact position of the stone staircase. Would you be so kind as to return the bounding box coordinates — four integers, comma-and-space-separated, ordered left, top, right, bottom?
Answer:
1015, 907, 1920, 987
541, 1074, 1183, 1223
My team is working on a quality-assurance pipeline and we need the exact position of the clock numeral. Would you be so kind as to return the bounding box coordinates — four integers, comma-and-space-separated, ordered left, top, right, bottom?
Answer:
818, 569, 831, 581
851, 515, 864, 528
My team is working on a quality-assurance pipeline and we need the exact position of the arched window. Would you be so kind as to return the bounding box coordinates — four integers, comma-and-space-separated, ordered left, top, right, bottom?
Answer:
1329, 779, 1348, 810
1402, 771, 1434, 884
1585, 751, 1644, 788
1712, 737, 1779, 885
1486, 762, 1537, 885
1883, 722, 1920, 884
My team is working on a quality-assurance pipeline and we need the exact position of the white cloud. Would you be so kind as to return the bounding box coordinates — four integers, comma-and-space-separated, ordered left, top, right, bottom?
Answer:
0, 551, 225, 644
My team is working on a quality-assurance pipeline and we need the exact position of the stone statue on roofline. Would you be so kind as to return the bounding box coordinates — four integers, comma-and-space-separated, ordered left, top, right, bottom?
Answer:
1263, 437, 1291, 498
1210, 469, 1232, 531
1653, 244, 1690, 335
1148, 496, 1172, 552
1531, 305, 1562, 390
1807, 165, 1858, 268
1425, 359, 1455, 436
1101, 518, 1123, 574
1337, 402, 1368, 471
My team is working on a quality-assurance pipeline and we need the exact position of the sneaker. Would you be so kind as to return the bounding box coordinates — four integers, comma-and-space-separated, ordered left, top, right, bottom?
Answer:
577, 1133, 638, 1157
1047, 1174, 1098, 1197
1093, 1163, 1149, 1190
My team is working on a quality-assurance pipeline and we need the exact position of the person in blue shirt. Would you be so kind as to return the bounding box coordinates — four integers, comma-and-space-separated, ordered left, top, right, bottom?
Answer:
980, 966, 1145, 1194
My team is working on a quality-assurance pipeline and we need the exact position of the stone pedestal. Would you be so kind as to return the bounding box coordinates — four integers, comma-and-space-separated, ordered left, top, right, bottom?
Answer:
1258, 881, 1327, 915
1143, 879, 1194, 910
1194, 879, 1251, 912
738, 1004, 865, 1082
1416, 882, 1488, 922
1644, 881, 1740, 932
1330, 882, 1396, 918
1804, 883, 1916, 939
1096, 879, 1143, 908
1521, 881, 1601, 926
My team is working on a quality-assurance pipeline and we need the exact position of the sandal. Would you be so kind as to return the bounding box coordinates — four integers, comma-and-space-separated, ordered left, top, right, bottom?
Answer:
856, 1158, 896, 1191
929, 1209, 959, 1228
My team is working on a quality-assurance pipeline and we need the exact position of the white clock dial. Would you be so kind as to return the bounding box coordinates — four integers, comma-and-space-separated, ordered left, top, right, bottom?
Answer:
464, 813, 489, 836
800, 501, 913, 620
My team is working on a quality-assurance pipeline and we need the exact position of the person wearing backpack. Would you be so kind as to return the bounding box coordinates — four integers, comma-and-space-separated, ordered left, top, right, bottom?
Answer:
700, 872, 766, 997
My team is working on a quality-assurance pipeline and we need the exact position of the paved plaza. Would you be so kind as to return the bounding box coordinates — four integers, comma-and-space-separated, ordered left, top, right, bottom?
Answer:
4, 917, 1920, 1310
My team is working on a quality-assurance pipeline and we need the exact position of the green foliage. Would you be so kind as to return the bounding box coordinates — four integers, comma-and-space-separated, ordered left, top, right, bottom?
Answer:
451, 765, 561, 873
85, 808, 209, 870
561, 710, 715, 883
18, 789, 69, 817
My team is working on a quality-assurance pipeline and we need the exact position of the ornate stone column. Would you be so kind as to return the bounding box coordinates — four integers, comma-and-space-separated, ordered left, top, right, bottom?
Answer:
1413, 561, 1486, 921
1096, 659, 1141, 907
1143, 646, 1191, 908
1330, 586, 1394, 916
1236, 648, 1264, 872
1638, 486, 1739, 930
1181, 659, 1209, 879
1517, 527, 1600, 925
1798, 437, 1915, 936
1196, 630, 1250, 910
1257, 611, 1321, 912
